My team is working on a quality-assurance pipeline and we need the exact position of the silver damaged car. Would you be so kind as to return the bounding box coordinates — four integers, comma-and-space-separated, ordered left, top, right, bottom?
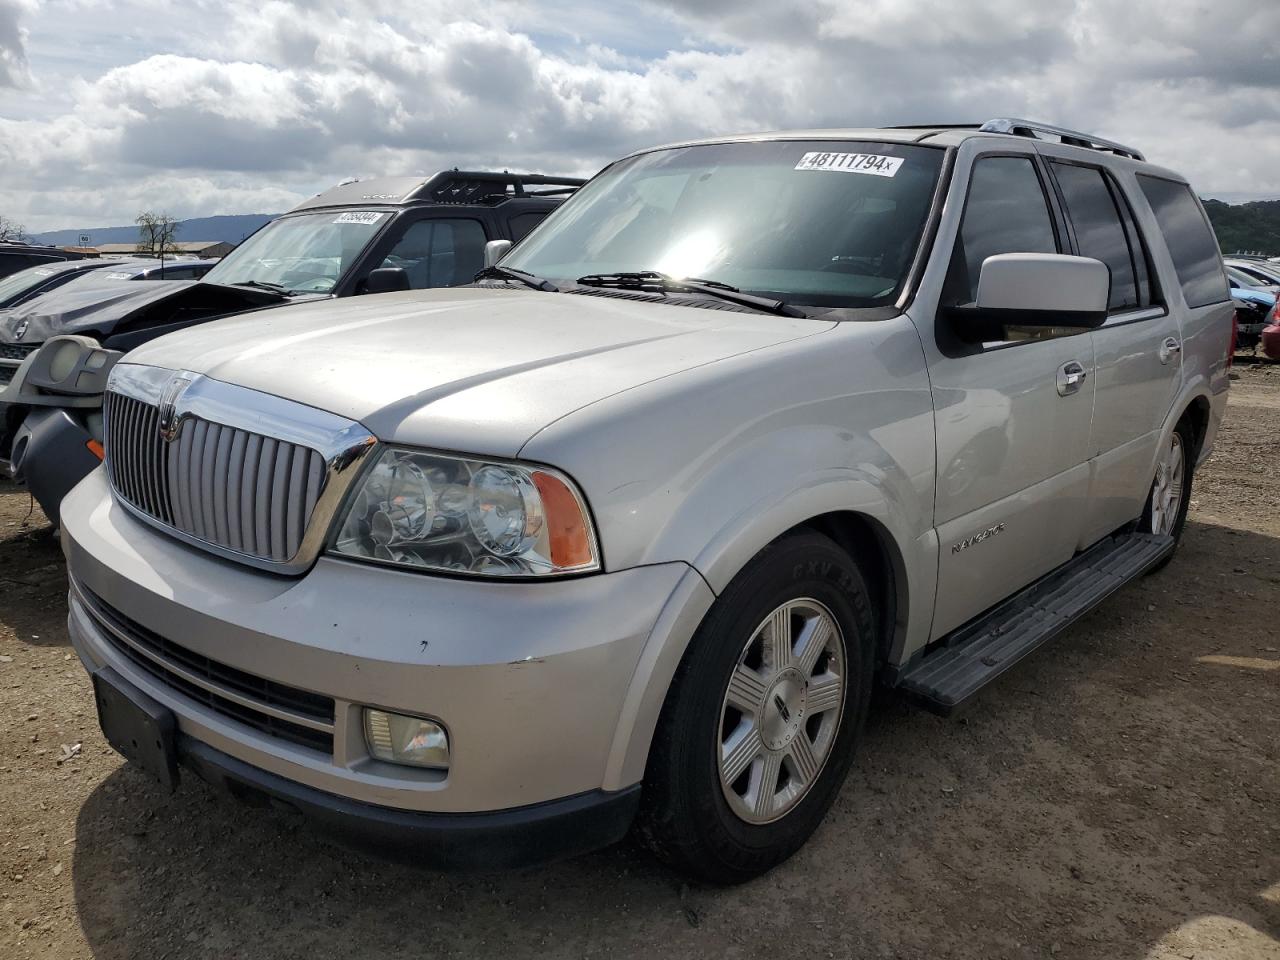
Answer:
61, 120, 1233, 883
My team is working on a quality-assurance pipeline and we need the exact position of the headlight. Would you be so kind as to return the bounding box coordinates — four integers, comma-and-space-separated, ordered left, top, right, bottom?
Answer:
330, 448, 600, 577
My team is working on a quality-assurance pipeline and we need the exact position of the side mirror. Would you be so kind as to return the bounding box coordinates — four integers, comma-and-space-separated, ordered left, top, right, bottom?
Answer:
950, 253, 1110, 342
365, 266, 410, 294
484, 239, 512, 268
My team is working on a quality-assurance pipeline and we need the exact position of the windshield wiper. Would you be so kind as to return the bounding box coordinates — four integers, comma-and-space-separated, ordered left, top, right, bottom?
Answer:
474, 265, 558, 292
575, 271, 805, 317
229, 279, 293, 295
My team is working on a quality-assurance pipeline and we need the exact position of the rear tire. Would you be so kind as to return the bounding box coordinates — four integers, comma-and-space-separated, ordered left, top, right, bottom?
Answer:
1141, 417, 1195, 572
637, 531, 874, 884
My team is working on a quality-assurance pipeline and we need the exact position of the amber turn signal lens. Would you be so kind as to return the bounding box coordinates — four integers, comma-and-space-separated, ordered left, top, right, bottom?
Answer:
532, 469, 596, 570
86, 439, 105, 461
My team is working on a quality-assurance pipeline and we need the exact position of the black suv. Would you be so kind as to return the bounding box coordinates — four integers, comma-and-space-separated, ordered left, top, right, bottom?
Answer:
0, 170, 582, 518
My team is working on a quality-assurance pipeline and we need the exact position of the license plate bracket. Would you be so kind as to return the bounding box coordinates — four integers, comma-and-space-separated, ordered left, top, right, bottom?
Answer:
92, 666, 178, 792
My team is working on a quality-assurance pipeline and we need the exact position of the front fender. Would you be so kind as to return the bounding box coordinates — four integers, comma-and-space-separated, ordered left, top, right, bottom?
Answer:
521, 316, 938, 662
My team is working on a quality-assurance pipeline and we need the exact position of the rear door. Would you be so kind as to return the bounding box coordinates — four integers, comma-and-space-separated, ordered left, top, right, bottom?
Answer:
923, 144, 1096, 639
1039, 154, 1185, 545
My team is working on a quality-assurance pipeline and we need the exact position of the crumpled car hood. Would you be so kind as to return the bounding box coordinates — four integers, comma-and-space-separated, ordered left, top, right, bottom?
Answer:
121, 286, 833, 456
0, 280, 302, 346
0, 280, 201, 343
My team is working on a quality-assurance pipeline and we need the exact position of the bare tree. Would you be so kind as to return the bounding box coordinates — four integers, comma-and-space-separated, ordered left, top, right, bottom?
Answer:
135, 211, 180, 272
0, 214, 28, 242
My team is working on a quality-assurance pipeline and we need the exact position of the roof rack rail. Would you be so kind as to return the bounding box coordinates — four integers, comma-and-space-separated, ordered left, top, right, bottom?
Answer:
409, 170, 587, 207
885, 123, 982, 130
979, 119, 1145, 162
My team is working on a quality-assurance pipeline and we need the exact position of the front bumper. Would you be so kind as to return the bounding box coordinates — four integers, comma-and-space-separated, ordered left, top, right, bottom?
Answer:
63, 468, 712, 851
180, 736, 640, 869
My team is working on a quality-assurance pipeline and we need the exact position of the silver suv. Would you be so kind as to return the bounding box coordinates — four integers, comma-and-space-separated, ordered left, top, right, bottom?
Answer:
61, 119, 1233, 883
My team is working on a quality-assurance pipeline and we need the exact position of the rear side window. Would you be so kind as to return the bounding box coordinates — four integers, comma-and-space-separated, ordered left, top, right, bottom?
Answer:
1051, 163, 1140, 311
945, 156, 1059, 305
1137, 176, 1228, 308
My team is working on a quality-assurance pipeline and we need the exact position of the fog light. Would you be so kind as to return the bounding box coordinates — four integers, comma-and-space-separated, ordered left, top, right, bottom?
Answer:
363, 709, 450, 769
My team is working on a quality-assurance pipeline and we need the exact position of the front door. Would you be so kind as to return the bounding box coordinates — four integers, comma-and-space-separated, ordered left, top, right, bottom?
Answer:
920, 147, 1096, 639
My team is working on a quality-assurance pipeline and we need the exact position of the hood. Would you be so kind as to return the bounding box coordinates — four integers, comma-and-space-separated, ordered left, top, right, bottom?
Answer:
0, 280, 200, 343
122, 286, 833, 456
0, 279, 298, 347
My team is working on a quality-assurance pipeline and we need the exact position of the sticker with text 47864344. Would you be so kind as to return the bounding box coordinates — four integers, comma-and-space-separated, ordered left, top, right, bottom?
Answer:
795, 152, 903, 177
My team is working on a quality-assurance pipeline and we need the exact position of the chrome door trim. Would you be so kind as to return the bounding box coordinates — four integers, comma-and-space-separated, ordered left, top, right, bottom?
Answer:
1056, 359, 1088, 396
1158, 337, 1182, 365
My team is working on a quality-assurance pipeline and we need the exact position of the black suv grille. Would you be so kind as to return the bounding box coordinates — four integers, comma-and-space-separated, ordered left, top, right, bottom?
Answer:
0, 342, 38, 361
77, 582, 335, 755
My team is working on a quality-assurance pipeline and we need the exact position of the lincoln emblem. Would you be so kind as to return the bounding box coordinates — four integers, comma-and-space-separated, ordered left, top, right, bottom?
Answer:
157, 374, 193, 442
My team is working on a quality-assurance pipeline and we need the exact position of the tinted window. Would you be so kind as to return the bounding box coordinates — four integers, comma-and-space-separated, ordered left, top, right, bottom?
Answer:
508, 212, 547, 242
1051, 163, 1138, 310
380, 219, 487, 288
945, 156, 1058, 305
1137, 176, 1228, 308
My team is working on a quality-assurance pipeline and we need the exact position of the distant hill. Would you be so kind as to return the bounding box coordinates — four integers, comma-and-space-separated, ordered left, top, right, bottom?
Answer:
1204, 198, 1280, 257
32, 213, 280, 248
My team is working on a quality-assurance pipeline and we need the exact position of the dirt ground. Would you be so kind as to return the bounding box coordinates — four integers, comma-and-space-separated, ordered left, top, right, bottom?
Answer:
2, 365, 1278, 960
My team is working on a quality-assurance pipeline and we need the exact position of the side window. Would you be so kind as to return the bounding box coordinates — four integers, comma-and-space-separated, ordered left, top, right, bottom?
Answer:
508, 212, 547, 242
380, 219, 488, 288
1051, 163, 1139, 311
1137, 176, 1228, 308
945, 156, 1058, 305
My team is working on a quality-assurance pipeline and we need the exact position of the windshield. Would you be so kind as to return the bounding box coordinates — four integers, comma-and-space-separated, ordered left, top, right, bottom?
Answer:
505, 140, 945, 308
0, 263, 75, 303
202, 210, 391, 294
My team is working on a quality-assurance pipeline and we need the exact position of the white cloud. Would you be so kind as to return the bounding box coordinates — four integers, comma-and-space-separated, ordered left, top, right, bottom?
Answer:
0, 0, 35, 88
1, 0, 1277, 232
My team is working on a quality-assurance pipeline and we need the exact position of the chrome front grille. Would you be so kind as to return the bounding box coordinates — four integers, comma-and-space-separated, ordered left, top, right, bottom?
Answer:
104, 390, 328, 562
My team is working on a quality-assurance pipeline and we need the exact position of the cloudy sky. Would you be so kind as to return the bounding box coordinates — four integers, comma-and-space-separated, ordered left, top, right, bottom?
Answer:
1, 0, 1277, 233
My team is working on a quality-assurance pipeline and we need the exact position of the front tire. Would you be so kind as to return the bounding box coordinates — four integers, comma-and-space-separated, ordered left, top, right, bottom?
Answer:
637, 532, 874, 884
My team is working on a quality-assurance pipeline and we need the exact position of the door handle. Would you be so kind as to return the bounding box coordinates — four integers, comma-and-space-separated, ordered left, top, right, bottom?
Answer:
1057, 360, 1088, 397
1159, 337, 1182, 364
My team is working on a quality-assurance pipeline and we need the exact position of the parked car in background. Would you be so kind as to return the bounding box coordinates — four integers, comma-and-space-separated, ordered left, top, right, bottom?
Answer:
0, 260, 220, 386
1259, 301, 1280, 361
0, 170, 582, 519
0, 258, 120, 310
1225, 258, 1280, 288
0, 242, 95, 280
61, 120, 1231, 883
1226, 265, 1278, 295
1231, 285, 1276, 352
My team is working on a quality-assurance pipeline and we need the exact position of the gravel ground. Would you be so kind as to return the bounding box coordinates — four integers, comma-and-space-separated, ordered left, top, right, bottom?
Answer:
1, 364, 1278, 960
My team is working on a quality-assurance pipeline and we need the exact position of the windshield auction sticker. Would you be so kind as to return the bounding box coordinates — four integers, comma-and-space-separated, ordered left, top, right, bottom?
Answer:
333, 211, 385, 225
795, 152, 903, 177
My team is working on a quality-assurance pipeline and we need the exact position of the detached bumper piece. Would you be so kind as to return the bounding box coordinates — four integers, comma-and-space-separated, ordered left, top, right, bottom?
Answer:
180, 739, 641, 871
900, 532, 1175, 714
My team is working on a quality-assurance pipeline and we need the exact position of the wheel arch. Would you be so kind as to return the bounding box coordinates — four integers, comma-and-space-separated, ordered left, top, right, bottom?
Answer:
797, 511, 905, 673
1180, 392, 1211, 459
601, 497, 931, 793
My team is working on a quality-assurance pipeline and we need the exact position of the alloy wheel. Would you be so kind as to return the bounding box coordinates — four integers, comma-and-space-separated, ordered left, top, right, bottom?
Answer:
717, 598, 845, 824
1150, 432, 1185, 536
